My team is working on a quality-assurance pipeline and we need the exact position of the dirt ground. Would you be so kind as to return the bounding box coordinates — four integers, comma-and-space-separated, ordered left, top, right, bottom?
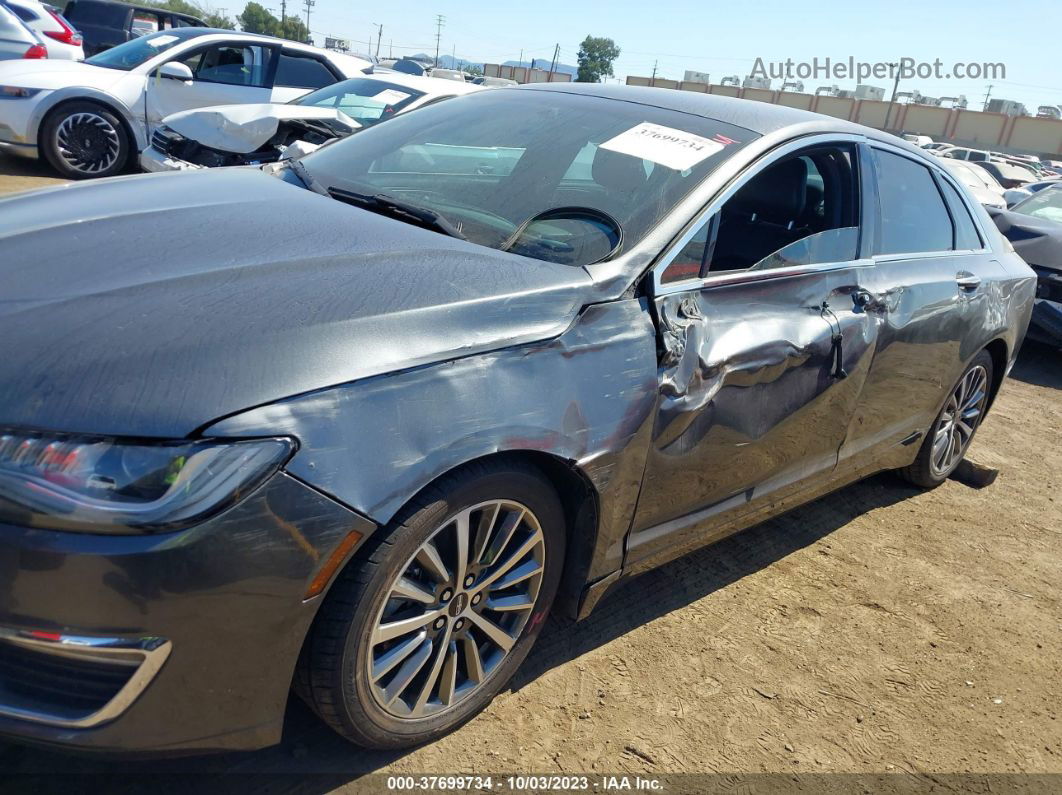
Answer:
0, 156, 1060, 792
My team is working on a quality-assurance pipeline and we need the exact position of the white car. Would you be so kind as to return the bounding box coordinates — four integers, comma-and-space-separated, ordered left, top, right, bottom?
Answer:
5, 0, 84, 60
140, 71, 483, 172
0, 27, 371, 177
937, 157, 1007, 209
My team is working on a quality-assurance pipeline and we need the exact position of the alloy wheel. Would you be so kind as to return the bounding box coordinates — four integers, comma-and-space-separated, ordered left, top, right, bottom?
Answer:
367, 500, 545, 719
55, 112, 122, 175
930, 364, 989, 477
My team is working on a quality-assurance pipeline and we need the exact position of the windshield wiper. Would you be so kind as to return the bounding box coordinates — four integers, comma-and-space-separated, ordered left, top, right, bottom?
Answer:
327, 188, 466, 240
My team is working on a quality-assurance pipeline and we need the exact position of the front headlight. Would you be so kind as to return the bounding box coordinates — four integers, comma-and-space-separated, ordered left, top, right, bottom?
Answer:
0, 430, 294, 533
0, 86, 42, 99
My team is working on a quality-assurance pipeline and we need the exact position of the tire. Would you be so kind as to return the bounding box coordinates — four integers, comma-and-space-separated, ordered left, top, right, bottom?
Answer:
899, 349, 994, 489
41, 101, 130, 179
297, 459, 566, 749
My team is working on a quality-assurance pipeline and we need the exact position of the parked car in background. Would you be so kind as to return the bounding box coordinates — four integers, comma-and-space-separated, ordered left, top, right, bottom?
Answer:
141, 72, 482, 171
938, 156, 1007, 208
4, 0, 82, 59
922, 142, 953, 153
428, 67, 465, 82
0, 1, 46, 59
1002, 177, 1062, 207
473, 75, 516, 87
0, 27, 371, 177
990, 185, 1062, 345
942, 146, 991, 162
0, 84, 1035, 756
63, 0, 204, 56
901, 132, 933, 147
969, 160, 1035, 189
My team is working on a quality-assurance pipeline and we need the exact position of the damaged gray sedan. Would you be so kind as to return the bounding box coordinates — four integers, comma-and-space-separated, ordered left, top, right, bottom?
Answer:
0, 84, 1036, 754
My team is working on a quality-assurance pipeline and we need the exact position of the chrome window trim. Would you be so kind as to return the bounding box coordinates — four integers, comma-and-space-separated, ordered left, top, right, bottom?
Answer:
651, 133, 869, 296
0, 626, 172, 729
866, 140, 993, 258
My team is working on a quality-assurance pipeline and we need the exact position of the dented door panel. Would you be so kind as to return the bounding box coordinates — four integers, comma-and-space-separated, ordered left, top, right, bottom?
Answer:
627, 265, 879, 566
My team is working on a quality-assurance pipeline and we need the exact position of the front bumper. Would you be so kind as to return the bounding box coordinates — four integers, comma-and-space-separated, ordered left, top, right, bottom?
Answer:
139, 144, 202, 173
0, 471, 375, 755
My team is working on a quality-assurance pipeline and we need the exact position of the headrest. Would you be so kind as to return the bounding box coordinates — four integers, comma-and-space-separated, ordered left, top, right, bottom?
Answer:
730, 157, 808, 223
592, 147, 649, 194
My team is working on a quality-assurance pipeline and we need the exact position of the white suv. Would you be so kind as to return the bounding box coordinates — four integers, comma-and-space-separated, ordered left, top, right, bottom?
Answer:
0, 27, 371, 177
4, 0, 84, 60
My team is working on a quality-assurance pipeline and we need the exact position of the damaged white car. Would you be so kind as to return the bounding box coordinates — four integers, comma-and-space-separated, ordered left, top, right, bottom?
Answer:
140, 72, 484, 171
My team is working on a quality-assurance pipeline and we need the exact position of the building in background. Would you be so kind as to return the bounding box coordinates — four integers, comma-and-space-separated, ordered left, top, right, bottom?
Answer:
986, 98, 1028, 117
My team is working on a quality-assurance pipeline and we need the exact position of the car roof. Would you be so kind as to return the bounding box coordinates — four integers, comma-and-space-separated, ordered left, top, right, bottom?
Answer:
515, 82, 880, 138
141, 28, 371, 61
359, 70, 481, 96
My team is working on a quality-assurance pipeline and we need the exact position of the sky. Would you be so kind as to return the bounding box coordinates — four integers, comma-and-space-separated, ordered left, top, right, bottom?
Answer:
254, 0, 1060, 112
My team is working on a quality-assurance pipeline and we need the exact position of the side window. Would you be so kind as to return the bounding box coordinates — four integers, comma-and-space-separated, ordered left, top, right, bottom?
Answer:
194, 45, 273, 88
130, 11, 160, 37
873, 149, 953, 255
706, 146, 859, 275
938, 178, 984, 250
274, 51, 338, 90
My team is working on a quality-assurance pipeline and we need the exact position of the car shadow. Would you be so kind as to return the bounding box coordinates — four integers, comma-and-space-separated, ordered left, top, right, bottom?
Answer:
1010, 339, 1062, 390
0, 473, 923, 792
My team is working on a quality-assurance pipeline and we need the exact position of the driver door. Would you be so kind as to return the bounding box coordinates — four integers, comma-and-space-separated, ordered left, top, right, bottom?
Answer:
146, 42, 276, 129
626, 139, 883, 568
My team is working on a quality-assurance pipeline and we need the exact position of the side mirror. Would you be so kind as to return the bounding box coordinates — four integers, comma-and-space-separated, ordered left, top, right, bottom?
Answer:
157, 62, 193, 82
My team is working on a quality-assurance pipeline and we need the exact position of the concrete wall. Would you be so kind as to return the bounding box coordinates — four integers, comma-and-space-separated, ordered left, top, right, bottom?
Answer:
623, 76, 1062, 155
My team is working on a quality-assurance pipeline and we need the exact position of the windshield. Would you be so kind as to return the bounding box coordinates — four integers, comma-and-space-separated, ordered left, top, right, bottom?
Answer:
1013, 186, 1062, 224
298, 89, 757, 266
295, 78, 425, 126
85, 31, 194, 71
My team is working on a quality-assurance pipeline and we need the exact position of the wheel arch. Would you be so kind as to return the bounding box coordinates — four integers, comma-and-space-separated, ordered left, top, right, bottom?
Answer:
982, 337, 1009, 413
35, 92, 143, 155
375, 449, 602, 622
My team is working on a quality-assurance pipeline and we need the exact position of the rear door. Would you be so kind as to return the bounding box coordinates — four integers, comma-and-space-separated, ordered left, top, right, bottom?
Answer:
627, 136, 881, 567
838, 143, 1000, 470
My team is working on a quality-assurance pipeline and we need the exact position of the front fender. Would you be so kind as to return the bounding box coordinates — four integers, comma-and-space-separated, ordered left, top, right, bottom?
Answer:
203, 298, 661, 584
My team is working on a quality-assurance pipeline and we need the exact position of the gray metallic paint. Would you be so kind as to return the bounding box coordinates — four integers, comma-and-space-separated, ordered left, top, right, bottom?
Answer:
0, 87, 1038, 753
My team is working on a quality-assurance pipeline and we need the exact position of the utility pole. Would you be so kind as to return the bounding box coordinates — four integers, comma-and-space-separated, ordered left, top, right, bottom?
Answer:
884, 62, 901, 130
389, 39, 392, 59
279, 0, 285, 25
373, 23, 382, 59
547, 43, 559, 82
302, 0, 313, 38
650, 60, 658, 86
982, 84, 994, 112
433, 14, 445, 67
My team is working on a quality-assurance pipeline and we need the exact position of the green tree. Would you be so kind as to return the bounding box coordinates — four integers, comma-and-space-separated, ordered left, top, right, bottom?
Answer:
277, 16, 310, 43
576, 35, 620, 83
237, 2, 278, 35
154, 0, 234, 29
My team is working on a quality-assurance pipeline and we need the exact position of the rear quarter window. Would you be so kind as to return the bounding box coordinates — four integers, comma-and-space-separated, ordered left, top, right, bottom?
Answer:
275, 51, 337, 89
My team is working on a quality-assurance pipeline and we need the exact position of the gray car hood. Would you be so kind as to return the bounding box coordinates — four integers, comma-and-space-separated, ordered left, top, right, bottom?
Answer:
163, 104, 361, 153
0, 169, 593, 438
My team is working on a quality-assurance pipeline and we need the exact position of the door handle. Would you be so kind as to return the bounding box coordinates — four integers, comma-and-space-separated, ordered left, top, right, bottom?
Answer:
956, 272, 981, 292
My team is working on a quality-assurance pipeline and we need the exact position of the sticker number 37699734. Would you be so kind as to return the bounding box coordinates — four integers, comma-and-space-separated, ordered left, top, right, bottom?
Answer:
598, 122, 728, 171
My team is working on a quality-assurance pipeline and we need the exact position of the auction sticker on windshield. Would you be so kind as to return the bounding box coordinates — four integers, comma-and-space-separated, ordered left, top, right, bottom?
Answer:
599, 122, 726, 171
374, 89, 412, 105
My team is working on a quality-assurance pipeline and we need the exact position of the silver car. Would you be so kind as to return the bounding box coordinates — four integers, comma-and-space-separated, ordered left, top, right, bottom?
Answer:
0, 1, 45, 60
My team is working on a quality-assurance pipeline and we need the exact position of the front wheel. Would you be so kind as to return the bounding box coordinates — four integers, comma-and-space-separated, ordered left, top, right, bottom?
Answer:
899, 349, 993, 488
297, 460, 566, 749
41, 102, 130, 179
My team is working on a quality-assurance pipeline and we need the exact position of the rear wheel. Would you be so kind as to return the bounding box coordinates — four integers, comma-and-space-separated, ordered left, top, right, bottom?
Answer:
297, 460, 565, 748
899, 349, 993, 488
41, 102, 130, 179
